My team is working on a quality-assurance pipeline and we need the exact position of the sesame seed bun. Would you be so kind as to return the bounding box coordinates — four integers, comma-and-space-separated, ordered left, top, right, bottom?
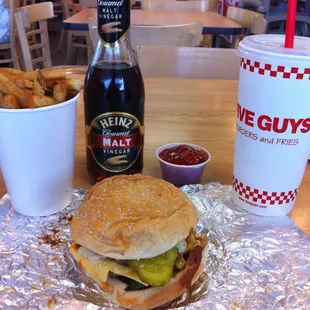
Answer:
70, 174, 198, 260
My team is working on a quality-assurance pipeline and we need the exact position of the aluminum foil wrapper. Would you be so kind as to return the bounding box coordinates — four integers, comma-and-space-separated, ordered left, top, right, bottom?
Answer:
0, 182, 310, 309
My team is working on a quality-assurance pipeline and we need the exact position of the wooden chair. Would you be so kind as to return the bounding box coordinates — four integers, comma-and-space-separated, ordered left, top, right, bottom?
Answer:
136, 45, 240, 79
227, 7, 261, 29
266, 14, 310, 37
226, 7, 262, 48
0, 0, 21, 68
15, 2, 54, 71
88, 21, 203, 51
131, 24, 203, 49
58, 0, 80, 51
65, 0, 92, 64
228, 15, 267, 49
55, 0, 66, 51
251, 15, 267, 34
80, 0, 97, 10
88, 17, 97, 51
142, 0, 217, 12
21, 0, 39, 48
21, 0, 35, 5
205, 0, 218, 13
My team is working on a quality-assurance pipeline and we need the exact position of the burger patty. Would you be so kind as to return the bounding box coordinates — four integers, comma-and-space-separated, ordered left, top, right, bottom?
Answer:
115, 275, 148, 291
70, 232, 207, 291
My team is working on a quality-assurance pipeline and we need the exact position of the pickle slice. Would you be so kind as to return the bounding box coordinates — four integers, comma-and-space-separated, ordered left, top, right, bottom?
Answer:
128, 247, 178, 287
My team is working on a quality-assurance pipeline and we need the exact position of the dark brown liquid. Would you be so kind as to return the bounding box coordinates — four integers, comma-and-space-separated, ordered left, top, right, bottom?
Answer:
84, 62, 145, 183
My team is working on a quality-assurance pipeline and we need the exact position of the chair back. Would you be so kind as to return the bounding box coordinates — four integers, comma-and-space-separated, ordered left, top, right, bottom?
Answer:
21, 0, 35, 5
15, 2, 54, 71
137, 46, 240, 79
206, 0, 218, 12
227, 6, 261, 30
142, 0, 215, 12
131, 23, 203, 49
88, 17, 98, 50
251, 14, 267, 34
80, 0, 97, 10
62, 0, 78, 19
0, 0, 21, 68
88, 21, 203, 51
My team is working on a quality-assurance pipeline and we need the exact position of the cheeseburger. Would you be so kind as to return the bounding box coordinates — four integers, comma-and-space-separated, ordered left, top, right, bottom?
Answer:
70, 174, 208, 310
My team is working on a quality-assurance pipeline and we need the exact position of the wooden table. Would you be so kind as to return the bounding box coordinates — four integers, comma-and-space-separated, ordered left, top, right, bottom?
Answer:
63, 8, 242, 36
1, 71, 310, 235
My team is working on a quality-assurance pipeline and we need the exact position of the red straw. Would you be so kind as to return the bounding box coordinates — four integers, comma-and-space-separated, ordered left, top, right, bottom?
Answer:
285, 0, 298, 48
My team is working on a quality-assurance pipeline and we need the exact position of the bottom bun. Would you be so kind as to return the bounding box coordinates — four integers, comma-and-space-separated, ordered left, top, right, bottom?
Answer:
95, 245, 209, 310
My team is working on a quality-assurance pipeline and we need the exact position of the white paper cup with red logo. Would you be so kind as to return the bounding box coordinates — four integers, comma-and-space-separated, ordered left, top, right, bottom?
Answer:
232, 35, 310, 217
0, 94, 79, 217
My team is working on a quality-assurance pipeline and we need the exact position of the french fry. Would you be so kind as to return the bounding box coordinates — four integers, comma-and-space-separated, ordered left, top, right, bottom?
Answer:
28, 95, 57, 108
33, 70, 46, 96
0, 73, 29, 107
53, 80, 67, 103
0, 67, 66, 81
0, 68, 26, 82
24, 80, 34, 89
0, 94, 20, 109
0, 68, 23, 75
15, 79, 34, 90
15, 79, 25, 89
5, 71, 34, 80
24, 89, 34, 96
46, 80, 57, 90
67, 79, 84, 92
42, 68, 66, 81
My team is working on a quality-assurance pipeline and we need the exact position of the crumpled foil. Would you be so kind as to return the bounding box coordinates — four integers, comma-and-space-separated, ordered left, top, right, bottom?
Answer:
0, 182, 310, 309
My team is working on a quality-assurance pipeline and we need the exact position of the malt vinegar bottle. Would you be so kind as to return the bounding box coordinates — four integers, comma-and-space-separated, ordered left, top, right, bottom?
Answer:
84, 1, 145, 183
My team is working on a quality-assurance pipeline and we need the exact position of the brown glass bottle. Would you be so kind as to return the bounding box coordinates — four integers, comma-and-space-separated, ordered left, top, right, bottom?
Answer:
84, 1, 145, 183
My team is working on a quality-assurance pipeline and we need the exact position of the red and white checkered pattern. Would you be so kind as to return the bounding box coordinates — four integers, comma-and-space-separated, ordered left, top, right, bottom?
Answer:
240, 58, 310, 80
232, 176, 298, 205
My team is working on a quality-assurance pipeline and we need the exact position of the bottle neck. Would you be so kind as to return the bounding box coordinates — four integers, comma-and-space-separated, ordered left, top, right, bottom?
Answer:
91, 35, 136, 67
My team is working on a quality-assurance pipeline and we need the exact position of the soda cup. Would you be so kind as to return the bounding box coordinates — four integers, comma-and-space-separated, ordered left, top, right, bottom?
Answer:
232, 35, 310, 217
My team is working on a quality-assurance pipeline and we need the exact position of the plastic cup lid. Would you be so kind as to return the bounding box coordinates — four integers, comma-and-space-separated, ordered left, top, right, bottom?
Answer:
237, 35, 310, 66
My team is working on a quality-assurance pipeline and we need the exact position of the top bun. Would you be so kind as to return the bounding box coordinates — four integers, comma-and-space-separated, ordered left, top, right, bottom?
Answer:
70, 174, 198, 260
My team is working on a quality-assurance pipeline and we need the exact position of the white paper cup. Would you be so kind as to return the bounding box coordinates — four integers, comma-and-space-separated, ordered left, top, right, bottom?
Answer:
232, 35, 310, 217
0, 94, 79, 216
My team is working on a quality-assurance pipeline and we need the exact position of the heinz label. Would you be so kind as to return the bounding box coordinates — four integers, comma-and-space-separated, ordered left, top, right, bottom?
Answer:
97, 0, 130, 47
87, 112, 144, 172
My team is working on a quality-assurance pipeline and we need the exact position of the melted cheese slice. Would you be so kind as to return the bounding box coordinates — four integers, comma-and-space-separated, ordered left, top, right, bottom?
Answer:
70, 245, 148, 286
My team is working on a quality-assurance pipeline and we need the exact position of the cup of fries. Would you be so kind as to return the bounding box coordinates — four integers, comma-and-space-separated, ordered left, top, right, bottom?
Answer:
0, 67, 83, 216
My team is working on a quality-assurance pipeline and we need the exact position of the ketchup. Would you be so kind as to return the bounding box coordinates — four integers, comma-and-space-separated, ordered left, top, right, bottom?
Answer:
159, 145, 208, 165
